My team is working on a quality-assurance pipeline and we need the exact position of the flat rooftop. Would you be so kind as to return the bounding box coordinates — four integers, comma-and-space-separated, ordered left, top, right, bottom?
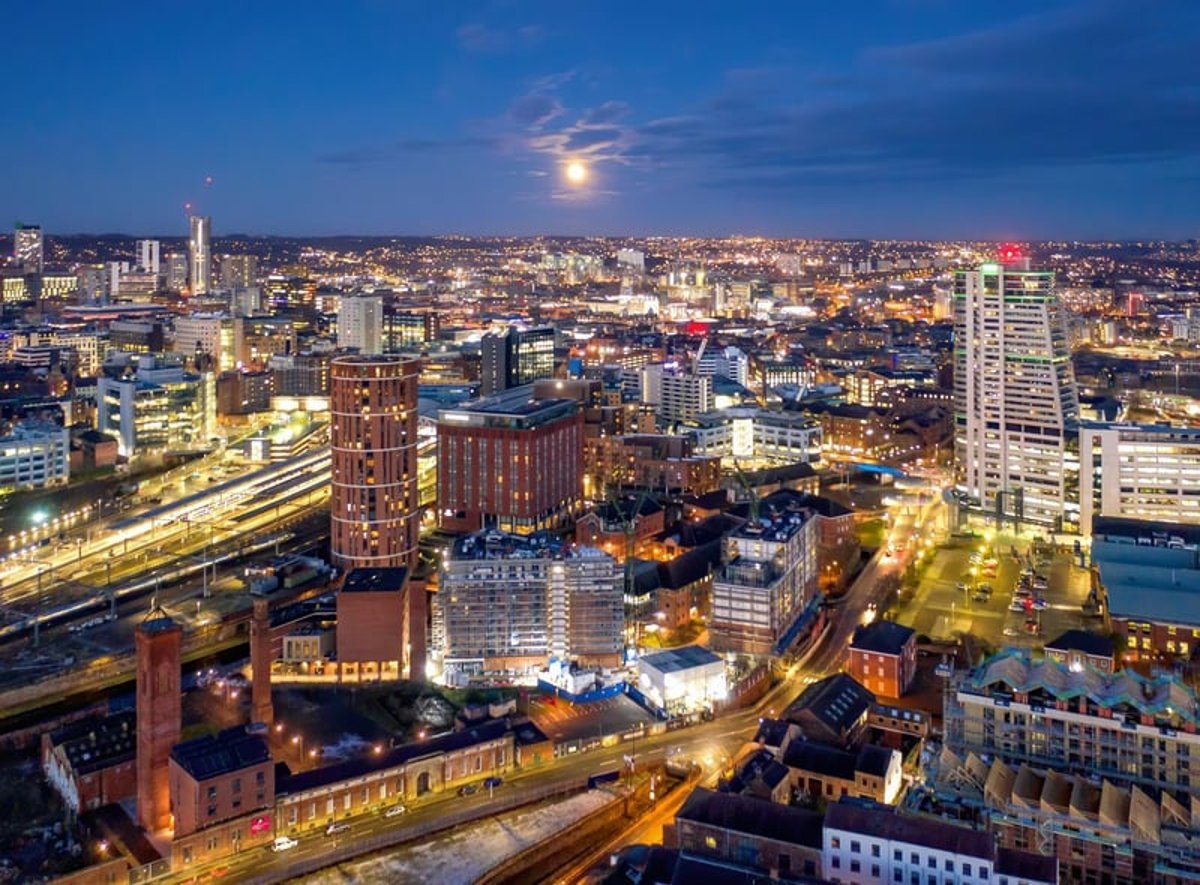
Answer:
639, 645, 723, 674
171, 726, 271, 780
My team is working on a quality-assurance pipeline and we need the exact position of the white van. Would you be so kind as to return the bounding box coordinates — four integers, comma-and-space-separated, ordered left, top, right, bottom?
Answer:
271, 835, 299, 852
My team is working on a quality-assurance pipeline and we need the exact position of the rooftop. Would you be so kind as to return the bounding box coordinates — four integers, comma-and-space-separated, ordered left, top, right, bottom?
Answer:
676, 787, 823, 849
825, 800, 994, 859
639, 645, 723, 674
787, 673, 875, 738
280, 719, 510, 796
47, 710, 136, 775
850, 620, 916, 656
964, 649, 1198, 726
449, 528, 608, 562
438, 385, 579, 429
1044, 629, 1115, 659
341, 567, 410, 593
171, 726, 271, 781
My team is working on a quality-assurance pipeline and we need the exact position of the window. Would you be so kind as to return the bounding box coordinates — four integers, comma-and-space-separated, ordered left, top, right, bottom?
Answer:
232, 778, 241, 793
831, 837, 841, 849
851, 860, 861, 873
945, 860, 954, 872
873, 845, 881, 858
831, 857, 841, 870
851, 841, 861, 854
872, 865, 880, 877
894, 850, 902, 862
964, 864, 972, 877
705, 836, 717, 850
928, 857, 937, 869
894, 871, 903, 883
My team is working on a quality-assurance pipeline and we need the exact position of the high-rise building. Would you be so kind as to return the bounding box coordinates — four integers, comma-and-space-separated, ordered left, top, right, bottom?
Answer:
135, 603, 181, 833
166, 252, 189, 291
383, 308, 440, 350
337, 293, 383, 354
97, 356, 215, 458
641, 364, 713, 425
436, 530, 624, 675
188, 215, 212, 295
173, 313, 233, 371
710, 488, 819, 655
437, 387, 582, 534
329, 355, 421, 570
480, 326, 555, 395
953, 258, 1079, 528
1080, 424, 1200, 531
13, 223, 43, 273
136, 239, 161, 274
219, 254, 257, 290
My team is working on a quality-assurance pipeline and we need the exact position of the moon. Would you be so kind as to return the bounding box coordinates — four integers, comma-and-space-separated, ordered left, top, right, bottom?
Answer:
565, 161, 588, 185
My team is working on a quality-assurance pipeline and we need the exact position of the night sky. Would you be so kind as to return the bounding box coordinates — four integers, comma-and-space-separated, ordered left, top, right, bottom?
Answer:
5, 1, 1199, 239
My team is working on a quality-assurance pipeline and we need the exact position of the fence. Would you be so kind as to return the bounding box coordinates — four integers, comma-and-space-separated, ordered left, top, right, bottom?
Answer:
534, 679, 626, 706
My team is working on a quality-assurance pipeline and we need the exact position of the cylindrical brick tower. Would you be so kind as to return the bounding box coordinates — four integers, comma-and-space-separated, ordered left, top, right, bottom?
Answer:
330, 355, 421, 571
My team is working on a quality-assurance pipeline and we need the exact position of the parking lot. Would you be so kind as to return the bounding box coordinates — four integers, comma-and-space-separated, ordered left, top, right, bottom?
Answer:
894, 532, 1093, 653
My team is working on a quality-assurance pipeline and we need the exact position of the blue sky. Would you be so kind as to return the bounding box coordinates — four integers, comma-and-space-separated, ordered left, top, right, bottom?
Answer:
4, 1, 1199, 238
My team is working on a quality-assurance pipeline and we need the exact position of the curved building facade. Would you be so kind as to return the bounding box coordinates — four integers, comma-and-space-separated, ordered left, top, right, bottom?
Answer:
330, 355, 420, 570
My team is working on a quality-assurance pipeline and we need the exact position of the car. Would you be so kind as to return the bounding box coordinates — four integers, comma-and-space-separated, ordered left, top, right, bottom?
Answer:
270, 836, 298, 852
973, 593, 989, 603
1009, 600, 1026, 612
1002, 627, 1020, 637
483, 776, 503, 789
1033, 598, 1049, 611
1013, 587, 1032, 599
384, 804, 408, 818
956, 582, 969, 592
1024, 619, 1041, 634
325, 822, 350, 836
458, 783, 479, 796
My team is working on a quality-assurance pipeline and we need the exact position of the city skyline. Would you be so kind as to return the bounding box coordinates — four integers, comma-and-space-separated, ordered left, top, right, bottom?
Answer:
4, 1, 1199, 239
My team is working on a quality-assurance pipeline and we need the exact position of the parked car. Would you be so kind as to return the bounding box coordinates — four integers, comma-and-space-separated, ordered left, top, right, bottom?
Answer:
1009, 600, 1026, 612
325, 822, 350, 836
458, 783, 479, 796
384, 804, 408, 818
973, 593, 989, 603
271, 836, 298, 852
1033, 598, 1049, 611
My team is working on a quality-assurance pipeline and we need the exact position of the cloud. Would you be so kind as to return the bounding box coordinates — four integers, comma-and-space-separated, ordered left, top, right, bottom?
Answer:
578, 101, 630, 127
627, 0, 1200, 190
456, 21, 544, 53
508, 93, 563, 129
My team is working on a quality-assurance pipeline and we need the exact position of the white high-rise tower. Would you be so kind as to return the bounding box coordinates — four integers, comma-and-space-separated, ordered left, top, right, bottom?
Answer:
337, 293, 383, 354
137, 239, 161, 274
953, 256, 1079, 528
188, 216, 211, 295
